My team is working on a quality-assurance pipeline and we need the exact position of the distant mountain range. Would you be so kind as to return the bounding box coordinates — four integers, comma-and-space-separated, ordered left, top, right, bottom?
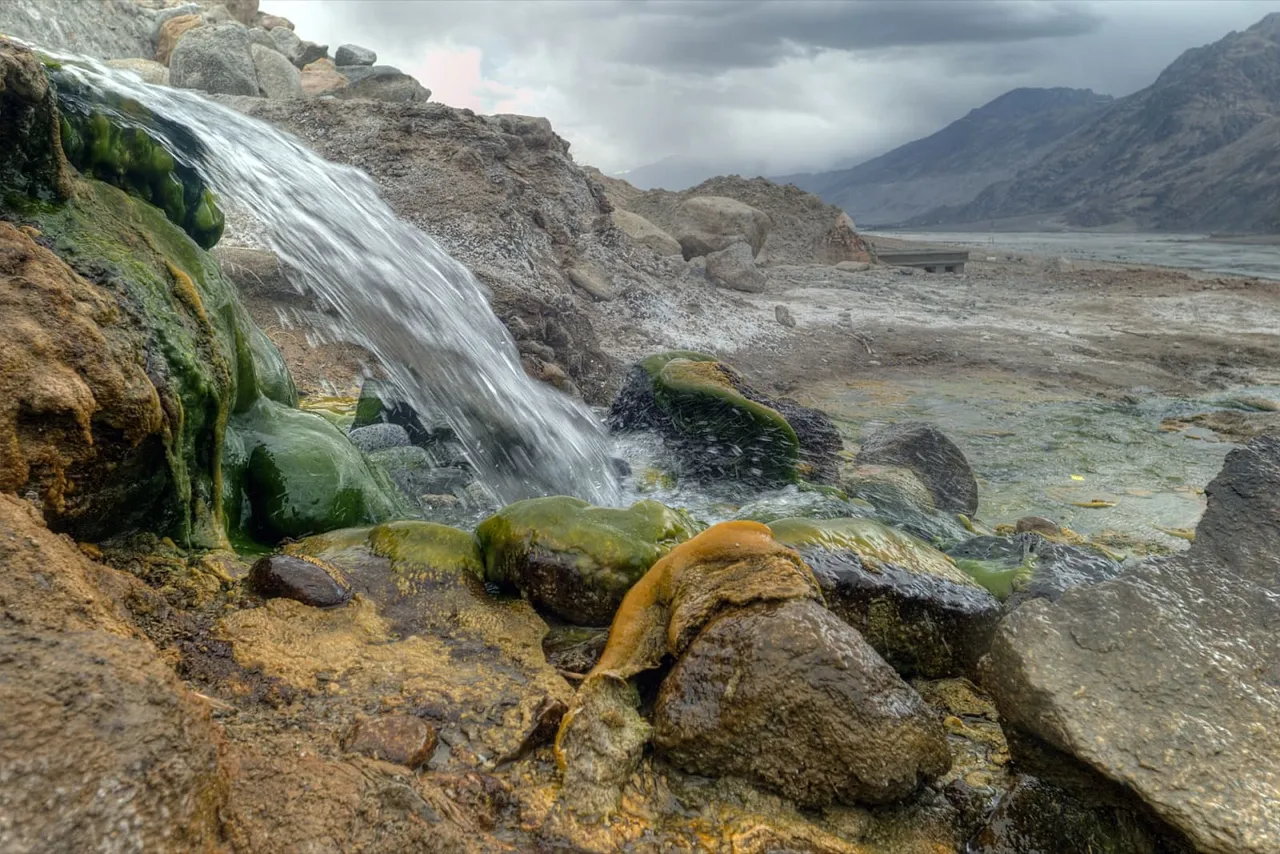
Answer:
620, 12, 1280, 234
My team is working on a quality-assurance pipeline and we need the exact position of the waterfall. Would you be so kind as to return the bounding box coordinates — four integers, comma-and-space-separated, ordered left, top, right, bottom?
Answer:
49, 51, 619, 507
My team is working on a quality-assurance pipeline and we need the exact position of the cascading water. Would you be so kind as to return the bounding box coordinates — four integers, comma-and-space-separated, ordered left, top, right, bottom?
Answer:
46, 50, 619, 506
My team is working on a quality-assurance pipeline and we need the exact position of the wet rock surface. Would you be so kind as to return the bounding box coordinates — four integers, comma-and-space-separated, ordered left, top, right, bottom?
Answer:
856, 421, 979, 516
772, 517, 1002, 678
248, 553, 351, 607
344, 713, 439, 768
984, 435, 1280, 854
654, 598, 952, 807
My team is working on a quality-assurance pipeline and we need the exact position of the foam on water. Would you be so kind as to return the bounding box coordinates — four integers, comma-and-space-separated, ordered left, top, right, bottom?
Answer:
48, 50, 619, 506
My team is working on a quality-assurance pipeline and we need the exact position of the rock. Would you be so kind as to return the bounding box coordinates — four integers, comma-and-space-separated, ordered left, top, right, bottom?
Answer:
367, 445, 471, 502
215, 245, 309, 304
294, 40, 329, 68
654, 597, 951, 806
733, 487, 871, 524
775, 304, 796, 327
333, 64, 430, 102
1012, 539, 1122, 605
344, 714, 438, 769
836, 260, 872, 272
945, 534, 1037, 600
567, 263, 616, 301
704, 240, 767, 292
224, 0, 259, 26
822, 212, 875, 264
0, 40, 73, 200
983, 436, 1280, 854
770, 517, 1001, 678
1014, 515, 1060, 536
476, 495, 703, 625
611, 208, 682, 256
259, 13, 294, 30
672, 195, 771, 259
104, 57, 170, 85
267, 24, 303, 63
170, 23, 260, 96
856, 421, 979, 516
841, 463, 972, 546
299, 56, 348, 96
154, 13, 203, 65
248, 554, 351, 607
347, 422, 411, 454
0, 495, 228, 851
228, 398, 399, 542
0, 0, 155, 60
352, 377, 445, 447
202, 4, 235, 25
250, 42, 303, 98
246, 27, 275, 50
608, 352, 843, 486
334, 43, 377, 66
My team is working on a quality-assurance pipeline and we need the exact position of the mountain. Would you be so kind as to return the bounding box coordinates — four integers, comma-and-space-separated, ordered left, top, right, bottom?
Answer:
914, 13, 1280, 232
775, 87, 1113, 226
619, 155, 772, 191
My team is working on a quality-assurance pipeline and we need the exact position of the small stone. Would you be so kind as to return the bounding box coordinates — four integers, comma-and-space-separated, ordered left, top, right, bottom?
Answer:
1014, 515, 1060, 536
248, 554, 350, 607
334, 43, 377, 66
775, 305, 796, 327
347, 422, 411, 453
345, 714, 438, 769
567, 265, 615, 301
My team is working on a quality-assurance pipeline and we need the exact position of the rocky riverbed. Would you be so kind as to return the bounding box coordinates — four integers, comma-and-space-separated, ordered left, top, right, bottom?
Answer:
2, 7, 1279, 853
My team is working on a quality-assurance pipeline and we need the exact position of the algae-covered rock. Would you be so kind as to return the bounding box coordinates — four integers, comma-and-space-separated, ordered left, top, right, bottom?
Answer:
653, 598, 952, 807
476, 495, 703, 625
0, 40, 73, 200
608, 351, 842, 485
770, 517, 1002, 678
229, 398, 398, 542
945, 534, 1038, 600
842, 462, 972, 547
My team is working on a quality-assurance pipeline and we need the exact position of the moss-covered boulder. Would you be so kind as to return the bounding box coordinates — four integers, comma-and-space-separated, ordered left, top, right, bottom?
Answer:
53, 70, 225, 248
769, 517, 1002, 679
228, 398, 398, 542
476, 496, 704, 625
608, 351, 842, 486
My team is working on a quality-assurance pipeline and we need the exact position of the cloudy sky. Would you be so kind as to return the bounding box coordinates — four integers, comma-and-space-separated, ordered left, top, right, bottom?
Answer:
273, 0, 1280, 178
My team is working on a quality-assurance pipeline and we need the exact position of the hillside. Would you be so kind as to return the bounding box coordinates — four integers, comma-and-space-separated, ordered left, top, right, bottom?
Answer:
778, 87, 1112, 226
916, 13, 1280, 232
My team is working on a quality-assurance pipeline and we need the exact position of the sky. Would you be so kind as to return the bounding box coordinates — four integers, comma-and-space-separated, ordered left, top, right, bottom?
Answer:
271, 0, 1280, 177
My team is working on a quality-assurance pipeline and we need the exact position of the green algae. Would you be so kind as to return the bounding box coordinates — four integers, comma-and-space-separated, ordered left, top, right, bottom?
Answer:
476, 496, 705, 624
953, 556, 1035, 600
768, 516, 974, 587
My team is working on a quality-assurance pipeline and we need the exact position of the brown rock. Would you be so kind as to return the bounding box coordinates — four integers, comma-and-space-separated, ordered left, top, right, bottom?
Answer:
653, 598, 951, 806
154, 13, 202, 65
345, 714, 439, 768
248, 554, 351, 607
1014, 515, 1061, 536
822, 212, 874, 264
258, 12, 293, 30
300, 57, 348, 96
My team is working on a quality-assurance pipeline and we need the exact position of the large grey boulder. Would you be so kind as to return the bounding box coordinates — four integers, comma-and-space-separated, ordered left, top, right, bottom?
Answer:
267, 25, 303, 62
169, 23, 259, 96
334, 43, 376, 66
983, 435, 1280, 854
703, 240, 766, 292
250, 43, 302, 99
334, 65, 430, 102
856, 421, 979, 516
612, 208, 682, 256
671, 195, 770, 260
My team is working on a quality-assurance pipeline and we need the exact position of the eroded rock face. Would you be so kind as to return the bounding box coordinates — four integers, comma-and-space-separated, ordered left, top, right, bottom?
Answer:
654, 598, 951, 806
983, 436, 1280, 854
0, 495, 228, 852
856, 421, 979, 516
672, 195, 771, 259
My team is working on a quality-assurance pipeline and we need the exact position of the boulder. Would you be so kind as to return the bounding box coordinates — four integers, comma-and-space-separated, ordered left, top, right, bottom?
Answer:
704, 240, 767, 292
267, 24, 304, 63
299, 56, 348, 96
367, 445, 472, 503
104, 57, 170, 85
246, 27, 275, 50
856, 421, 979, 516
295, 40, 330, 68
770, 517, 1001, 678
948, 533, 1122, 607
259, 13, 294, 31
248, 553, 352, 607
154, 13, 203, 65
983, 436, 1280, 854
334, 43, 377, 66
822, 212, 875, 264
611, 208, 682, 256
169, 23, 260, 96
352, 377, 448, 447
672, 195, 770, 260
841, 462, 972, 546
333, 64, 430, 102
215, 245, 309, 304
608, 352, 843, 486
654, 598, 952, 806
250, 42, 303, 99
476, 495, 703, 625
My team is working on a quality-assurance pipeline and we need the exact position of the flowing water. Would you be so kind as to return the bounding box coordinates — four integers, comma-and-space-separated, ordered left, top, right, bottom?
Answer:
49, 52, 619, 506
